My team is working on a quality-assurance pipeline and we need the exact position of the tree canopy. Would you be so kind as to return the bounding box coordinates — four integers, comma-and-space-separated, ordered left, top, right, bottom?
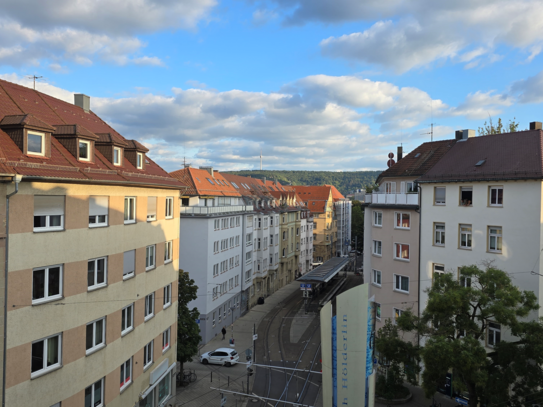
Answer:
177, 270, 201, 367
478, 117, 521, 136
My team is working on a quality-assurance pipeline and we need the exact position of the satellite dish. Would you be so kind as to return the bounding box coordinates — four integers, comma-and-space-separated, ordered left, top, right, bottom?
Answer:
387, 159, 395, 168
388, 152, 394, 159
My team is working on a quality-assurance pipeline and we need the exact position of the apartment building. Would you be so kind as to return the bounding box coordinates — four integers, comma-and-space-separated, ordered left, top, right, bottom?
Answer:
0, 79, 182, 407
169, 167, 250, 344
299, 209, 314, 275
363, 142, 456, 335
417, 125, 543, 345
329, 185, 352, 256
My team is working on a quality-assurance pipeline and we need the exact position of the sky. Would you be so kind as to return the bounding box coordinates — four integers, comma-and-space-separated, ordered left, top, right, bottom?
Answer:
1, 0, 543, 173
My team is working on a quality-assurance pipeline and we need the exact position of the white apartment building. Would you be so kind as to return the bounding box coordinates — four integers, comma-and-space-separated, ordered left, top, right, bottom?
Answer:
299, 210, 314, 275
335, 196, 352, 256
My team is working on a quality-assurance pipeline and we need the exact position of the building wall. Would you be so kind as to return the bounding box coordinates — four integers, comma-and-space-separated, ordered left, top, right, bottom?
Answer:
4, 181, 179, 407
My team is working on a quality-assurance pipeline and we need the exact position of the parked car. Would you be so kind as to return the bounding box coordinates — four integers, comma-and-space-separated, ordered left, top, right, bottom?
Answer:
200, 348, 239, 366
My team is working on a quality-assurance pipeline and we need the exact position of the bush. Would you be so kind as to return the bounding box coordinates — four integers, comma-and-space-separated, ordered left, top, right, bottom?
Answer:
376, 373, 410, 400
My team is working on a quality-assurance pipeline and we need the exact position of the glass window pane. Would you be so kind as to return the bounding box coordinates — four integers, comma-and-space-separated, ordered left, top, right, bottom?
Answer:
33, 269, 45, 300
79, 142, 88, 159
48, 267, 60, 296
127, 306, 132, 327
95, 320, 103, 345
50, 215, 61, 227
85, 385, 92, 407
120, 364, 124, 385
28, 133, 43, 153
124, 199, 129, 221
121, 309, 126, 330
96, 259, 105, 284
47, 336, 59, 366
86, 323, 94, 349
31, 340, 44, 372
94, 379, 102, 405
88, 261, 95, 287
401, 277, 409, 291
34, 215, 46, 228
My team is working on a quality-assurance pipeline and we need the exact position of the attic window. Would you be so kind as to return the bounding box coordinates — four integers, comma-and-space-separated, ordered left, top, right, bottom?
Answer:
232, 182, 239, 189
79, 140, 91, 161
113, 147, 122, 166
196, 177, 201, 182
137, 153, 143, 169
207, 178, 215, 185
475, 159, 486, 167
27, 131, 45, 156
415, 153, 421, 158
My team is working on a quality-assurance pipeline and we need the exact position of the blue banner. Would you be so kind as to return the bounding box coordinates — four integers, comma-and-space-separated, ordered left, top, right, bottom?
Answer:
332, 315, 337, 407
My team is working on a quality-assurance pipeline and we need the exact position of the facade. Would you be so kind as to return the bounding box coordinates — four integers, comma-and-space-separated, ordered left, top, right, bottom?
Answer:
0, 79, 182, 406
298, 210, 314, 275
330, 185, 352, 256
169, 167, 249, 344
363, 142, 456, 335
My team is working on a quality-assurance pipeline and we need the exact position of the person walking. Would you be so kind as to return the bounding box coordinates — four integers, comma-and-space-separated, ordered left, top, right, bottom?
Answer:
221, 326, 226, 340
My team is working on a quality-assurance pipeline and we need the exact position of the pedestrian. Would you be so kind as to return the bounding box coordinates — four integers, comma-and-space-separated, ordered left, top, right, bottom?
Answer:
221, 326, 226, 340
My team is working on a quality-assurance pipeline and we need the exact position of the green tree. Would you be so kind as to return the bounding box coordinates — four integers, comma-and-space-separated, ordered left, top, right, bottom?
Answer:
351, 200, 364, 252
478, 117, 521, 136
177, 270, 201, 368
397, 264, 540, 407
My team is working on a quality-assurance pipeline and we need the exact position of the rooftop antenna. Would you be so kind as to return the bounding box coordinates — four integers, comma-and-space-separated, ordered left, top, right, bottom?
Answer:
27, 75, 43, 90
421, 101, 435, 142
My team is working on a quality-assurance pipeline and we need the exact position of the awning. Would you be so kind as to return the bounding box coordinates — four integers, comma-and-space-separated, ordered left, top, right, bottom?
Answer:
140, 361, 176, 399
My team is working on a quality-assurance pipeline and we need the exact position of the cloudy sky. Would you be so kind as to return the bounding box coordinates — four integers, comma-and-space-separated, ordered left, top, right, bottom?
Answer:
1, 0, 543, 172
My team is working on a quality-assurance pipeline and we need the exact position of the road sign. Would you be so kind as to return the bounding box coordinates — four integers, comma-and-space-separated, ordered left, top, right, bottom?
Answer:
220, 397, 227, 406
455, 398, 468, 406
300, 283, 312, 291
196, 319, 200, 324
253, 334, 258, 341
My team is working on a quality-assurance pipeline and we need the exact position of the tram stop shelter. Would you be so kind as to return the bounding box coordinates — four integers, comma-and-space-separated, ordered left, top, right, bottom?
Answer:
298, 257, 351, 283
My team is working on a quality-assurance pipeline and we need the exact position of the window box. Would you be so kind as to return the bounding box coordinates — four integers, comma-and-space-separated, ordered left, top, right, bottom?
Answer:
146, 245, 156, 270
88, 257, 107, 291
89, 196, 108, 228
31, 333, 62, 378
394, 243, 409, 261
86, 317, 106, 355
393, 274, 409, 293
121, 304, 134, 336
124, 197, 136, 224
32, 265, 62, 305
144, 293, 155, 321
34, 196, 64, 232
120, 358, 132, 391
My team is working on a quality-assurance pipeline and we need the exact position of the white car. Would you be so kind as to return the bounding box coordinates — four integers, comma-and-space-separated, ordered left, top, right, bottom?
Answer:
200, 348, 240, 366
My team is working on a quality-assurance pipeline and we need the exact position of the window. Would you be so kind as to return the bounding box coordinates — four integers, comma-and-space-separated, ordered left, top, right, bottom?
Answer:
79, 140, 91, 161
395, 212, 410, 229
137, 153, 143, 169
182, 197, 189, 207
230, 217, 235, 227
489, 186, 503, 207
212, 312, 216, 326
257, 238, 261, 250
394, 243, 410, 260
246, 251, 252, 262
296, 227, 299, 236
488, 322, 501, 347
235, 275, 239, 286
459, 268, 471, 287
207, 177, 215, 185
89, 196, 108, 227
488, 227, 502, 253
85, 378, 104, 407
384, 182, 396, 194
282, 248, 286, 257
113, 147, 122, 166
86, 317, 106, 355
434, 223, 445, 246
372, 269, 381, 286
146, 245, 156, 270
163, 328, 171, 352
460, 187, 473, 206
372, 240, 382, 256
164, 284, 172, 308
32, 265, 62, 304
373, 211, 382, 227
121, 304, 133, 336
34, 196, 64, 231
236, 216, 241, 226
147, 197, 157, 221
214, 241, 219, 253
88, 257, 107, 290
393, 308, 404, 323
27, 131, 45, 156
144, 293, 155, 321
246, 233, 252, 245
460, 224, 472, 249
144, 341, 153, 369
214, 219, 220, 230
434, 187, 446, 205
120, 358, 132, 390
406, 182, 416, 193
218, 307, 222, 322
230, 237, 234, 248
433, 264, 445, 280
164, 241, 173, 263
165, 197, 174, 219
229, 278, 233, 290
31, 333, 62, 377
212, 287, 218, 299
213, 263, 219, 277
122, 250, 135, 280
124, 197, 136, 224
394, 274, 409, 293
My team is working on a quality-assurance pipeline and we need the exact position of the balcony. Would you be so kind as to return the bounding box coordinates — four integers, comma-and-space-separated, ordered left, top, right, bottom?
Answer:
180, 205, 254, 216
365, 193, 418, 205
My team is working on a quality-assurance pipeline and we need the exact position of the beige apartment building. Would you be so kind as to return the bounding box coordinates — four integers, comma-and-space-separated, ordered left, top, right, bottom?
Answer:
0, 79, 183, 407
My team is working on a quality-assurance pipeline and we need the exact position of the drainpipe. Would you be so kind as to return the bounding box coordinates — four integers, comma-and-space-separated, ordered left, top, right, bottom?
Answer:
3, 174, 22, 407
416, 183, 422, 382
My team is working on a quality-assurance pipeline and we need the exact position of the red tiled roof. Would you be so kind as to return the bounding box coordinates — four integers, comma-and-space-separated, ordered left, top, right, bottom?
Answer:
291, 185, 333, 213
325, 185, 345, 201
0, 78, 184, 189
418, 130, 543, 182
170, 168, 241, 196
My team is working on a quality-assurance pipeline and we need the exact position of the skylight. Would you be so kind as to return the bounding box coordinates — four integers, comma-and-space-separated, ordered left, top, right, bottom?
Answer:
232, 182, 239, 189
475, 159, 486, 167
196, 177, 201, 182
207, 178, 215, 185
415, 153, 421, 158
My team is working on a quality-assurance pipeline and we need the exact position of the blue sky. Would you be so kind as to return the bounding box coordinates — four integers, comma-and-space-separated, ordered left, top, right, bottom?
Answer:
1, 0, 543, 172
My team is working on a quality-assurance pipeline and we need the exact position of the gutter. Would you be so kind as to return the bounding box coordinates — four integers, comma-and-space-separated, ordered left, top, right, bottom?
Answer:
18, 175, 186, 190
417, 175, 543, 184
416, 184, 422, 364
3, 174, 22, 407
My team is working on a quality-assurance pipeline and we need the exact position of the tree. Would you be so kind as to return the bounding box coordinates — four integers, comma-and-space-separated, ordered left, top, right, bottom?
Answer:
351, 200, 364, 252
177, 270, 201, 368
397, 264, 540, 407
478, 117, 521, 136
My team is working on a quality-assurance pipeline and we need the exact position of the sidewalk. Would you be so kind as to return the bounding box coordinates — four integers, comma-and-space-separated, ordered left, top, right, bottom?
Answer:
174, 281, 302, 407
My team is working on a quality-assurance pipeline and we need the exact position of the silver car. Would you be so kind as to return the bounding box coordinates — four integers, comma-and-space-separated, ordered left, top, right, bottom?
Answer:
200, 348, 239, 366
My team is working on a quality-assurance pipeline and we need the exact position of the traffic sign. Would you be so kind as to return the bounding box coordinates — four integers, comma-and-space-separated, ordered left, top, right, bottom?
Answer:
300, 283, 312, 291
455, 398, 468, 406
221, 397, 227, 406
196, 319, 200, 323
253, 334, 258, 341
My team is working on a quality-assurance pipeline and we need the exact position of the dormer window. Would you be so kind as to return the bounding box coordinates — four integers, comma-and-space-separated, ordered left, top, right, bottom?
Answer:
27, 131, 45, 156
114, 147, 122, 166
79, 140, 91, 161
137, 153, 143, 169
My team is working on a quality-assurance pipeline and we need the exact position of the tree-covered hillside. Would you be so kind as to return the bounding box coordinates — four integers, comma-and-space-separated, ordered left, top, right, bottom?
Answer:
223, 170, 382, 196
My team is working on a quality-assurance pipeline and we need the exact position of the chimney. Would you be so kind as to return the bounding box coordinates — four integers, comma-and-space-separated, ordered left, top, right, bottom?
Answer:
455, 130, 463, 140
199, 166, 213, 176
530, 122, 542, 130
456, 129, 475, 141
397, 146, 403, 161
74, 94, 90, 113
263, 177, 266, 185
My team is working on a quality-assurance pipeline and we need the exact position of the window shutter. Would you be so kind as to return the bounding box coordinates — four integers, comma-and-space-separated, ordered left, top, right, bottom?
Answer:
147, 197, 157, 217
34, 196, 64, 216
400, 182, 405, 193
89, 196, 108, 216
123, 250, 135, 275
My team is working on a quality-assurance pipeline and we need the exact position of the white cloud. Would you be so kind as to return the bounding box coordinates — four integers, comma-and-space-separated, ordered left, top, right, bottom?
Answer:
510, 70, 543, 104
451, 91, 513, 120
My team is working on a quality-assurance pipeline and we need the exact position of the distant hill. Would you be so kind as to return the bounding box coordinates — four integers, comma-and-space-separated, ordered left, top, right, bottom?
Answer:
222, 170, 382, 196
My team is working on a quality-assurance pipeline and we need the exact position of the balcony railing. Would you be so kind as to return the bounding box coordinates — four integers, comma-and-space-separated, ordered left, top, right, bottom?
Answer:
365, 193, 418, 205
180, 205, 254, 215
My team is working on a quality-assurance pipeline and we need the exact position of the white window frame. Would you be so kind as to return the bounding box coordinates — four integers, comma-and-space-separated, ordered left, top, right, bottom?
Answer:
375, 303, 381, 320
137, 153, 143, 169
372, 240, 382, 256
393, 274, 409, 294
489, 186, 503, 207
32, 264, 63, 305
487, 322, 501, 347
212, 287, 218, 299
434, 187, 446, 205
120, 358, 132, 391
394, 243, 410, 261
372, 269, 382, 287
85, 378, 104, 407
79, 140, 91, 161
143, 341, 154, 370
113, 147, 122, 166
27, 131, 45, 156
395, 212, 410, 229
213, 263, 219, 277
373, 211, 382, 227
88, 196, 108, 228
459, 224, 472, 249
88, 257, 107, 291
121, 304, 134, 336
31, 333, 62, 378
433, 264, 446, 280
86, 317, 106, 355
162, 328, 171, 352
34, 196, 64, 232
393, 308, 404, 324
165, 197, 174, 219
124, 197, 136, 224
488, 226, 502, 253
164, 241, 173, 264
434, 223, 445, 246
144, 293, 155, 321
146, 245, 156, 270
163, 284, 172, 309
